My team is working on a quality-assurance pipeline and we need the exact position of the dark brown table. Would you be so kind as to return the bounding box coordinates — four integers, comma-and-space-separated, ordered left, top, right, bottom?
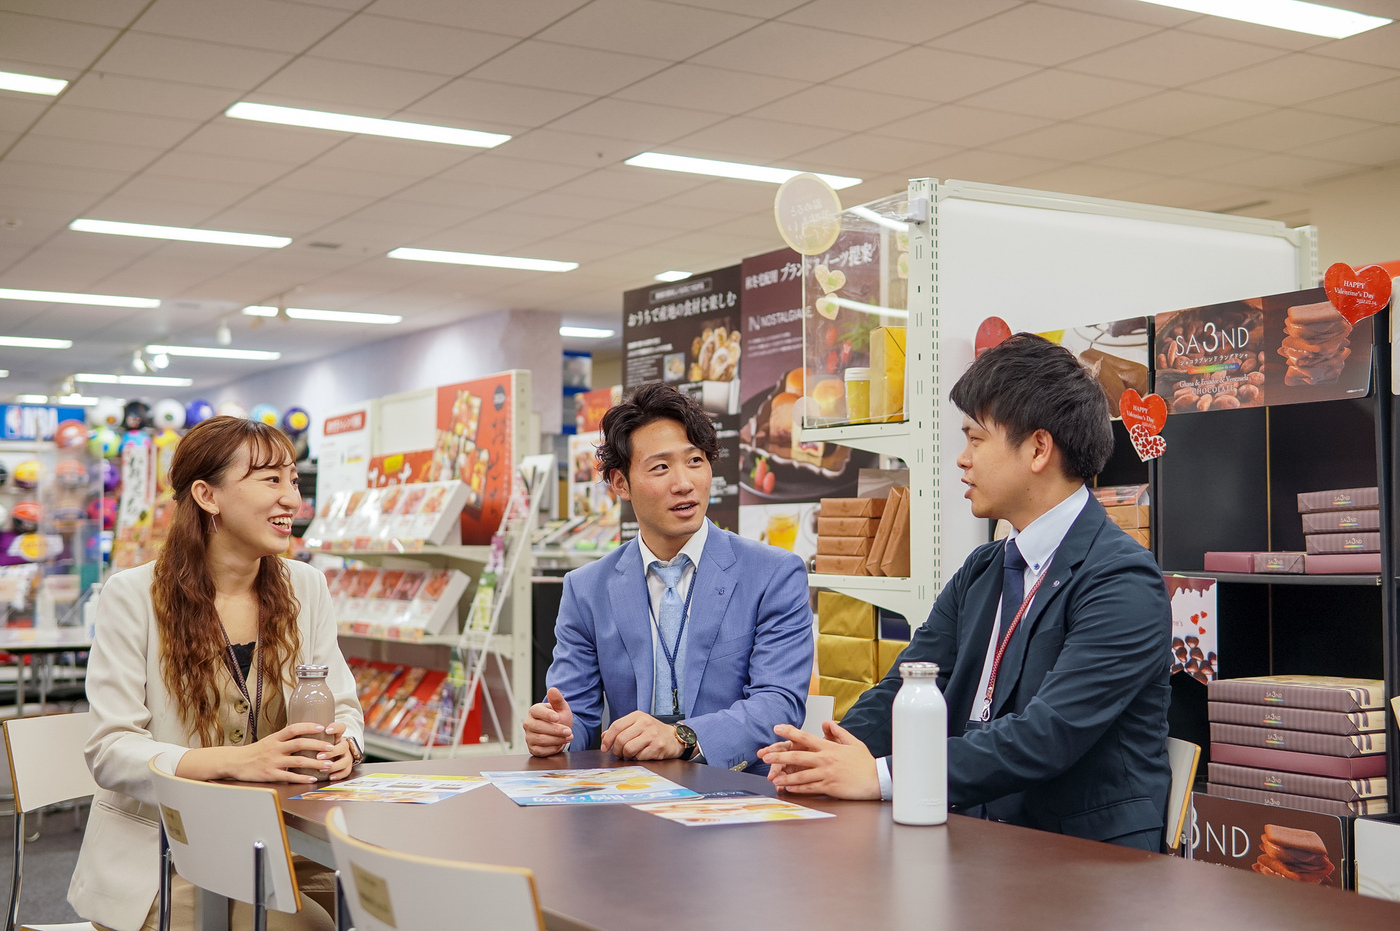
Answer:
273, 751, 1400, 931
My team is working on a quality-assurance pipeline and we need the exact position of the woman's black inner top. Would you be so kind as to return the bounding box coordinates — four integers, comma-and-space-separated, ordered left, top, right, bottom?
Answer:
230, 641, 255, 681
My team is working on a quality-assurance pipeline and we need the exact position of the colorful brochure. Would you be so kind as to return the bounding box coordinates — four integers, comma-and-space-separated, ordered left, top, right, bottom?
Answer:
291, 772, 488, 804
631, 793, 834, 826
482, 766, 700, 806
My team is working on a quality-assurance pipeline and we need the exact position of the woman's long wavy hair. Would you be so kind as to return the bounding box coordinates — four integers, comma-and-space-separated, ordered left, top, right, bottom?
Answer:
152, 416, 303, 747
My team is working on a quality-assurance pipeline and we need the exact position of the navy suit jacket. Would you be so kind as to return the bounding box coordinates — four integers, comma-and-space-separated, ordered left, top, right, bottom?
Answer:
842, 494, 1172, 845
545, 521, 813, 771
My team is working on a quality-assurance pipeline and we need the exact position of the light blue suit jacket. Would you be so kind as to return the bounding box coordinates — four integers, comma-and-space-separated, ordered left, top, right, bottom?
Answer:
545, 521, 813, 771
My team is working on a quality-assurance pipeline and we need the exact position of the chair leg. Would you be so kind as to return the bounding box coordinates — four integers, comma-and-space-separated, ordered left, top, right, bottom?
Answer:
334, 871, 351, 931
252, 842, 267, 931
158, 823, 173, 931
5, 810, 23, 931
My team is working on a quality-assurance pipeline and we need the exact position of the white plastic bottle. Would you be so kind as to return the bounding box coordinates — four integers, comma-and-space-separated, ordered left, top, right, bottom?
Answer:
892, 661, 947, 825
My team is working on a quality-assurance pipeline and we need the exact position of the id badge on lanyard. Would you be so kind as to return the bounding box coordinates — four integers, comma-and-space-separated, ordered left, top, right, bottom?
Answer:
648, 567, 697, 718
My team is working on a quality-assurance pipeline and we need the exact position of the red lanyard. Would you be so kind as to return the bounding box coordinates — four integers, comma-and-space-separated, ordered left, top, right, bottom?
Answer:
979, 570, 1049, 722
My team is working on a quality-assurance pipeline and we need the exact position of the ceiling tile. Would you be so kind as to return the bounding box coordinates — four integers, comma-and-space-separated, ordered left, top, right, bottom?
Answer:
186, 205, 332, 238
615, 196, 750, 228
1175, 13, 1332, 50
408, 77, 595, 128
1309, 21, 1400, 69
1188, 53, 1400, 107
570, 219, 690, 247
0, 162, 131, 195
781, 0, 1020, 43
277, 165, 413, 199
57, 73, 239, 121
831, 47, 1037, 102
364, 0, 591, 36
551, 167, 711, 202
960, 69, 1158, 120
178, 121, 344, 164
390, 178, 531, 216
745, 86, 932, 133
1192, 109, 1380, 152
1106, 176, 1262, 210
306, 135, 474, 177
305, 15, 517, 76
1197, 153, 1357, 191
0, 243, 154, 290
537, 0, 759, 59
1287, 125, 1400, 167
654, 0, 804, 16
0, 0, 147, 28
255, 58, 451, 113
438, 153, 595, 188
31, 105, 200, 148
146, 151, 291, 187
1035, 0, 1196, 26
0, 11, 118, 69
550, 98, 724, 144
7, 135, 162, 173
102, 174, 260, 210
233, 186, 377, 223
1096, 138, 1257, 174
989, 122, 1161, 161
1078, 90, 1269, 135
691, 22, 905, 83
94, 32, 292, 89
511, 190, 635, 221
0, 96, 48, 133
612, 64, 806, 114
791, 135, 958, 174
347, 198, 472, 230
875, 103, 1051, 148
925, 148, 1063, 184
1010, 163, 1166, 198
1299, 77, 1400, 123
470, 40, 670, 96
133, 0, 349, 52
0, 186, 94, 217
931, 4, 1157, 67
663, 116, 848, 162
1066, 29, 1284, 87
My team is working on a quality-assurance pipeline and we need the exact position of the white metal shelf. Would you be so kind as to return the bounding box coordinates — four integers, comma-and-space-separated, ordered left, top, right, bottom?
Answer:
361, 734, 510, 762
337, 630, 515, 652
322, 545, 492, 566
807, 573, 923, 620
796, 421, 911, 460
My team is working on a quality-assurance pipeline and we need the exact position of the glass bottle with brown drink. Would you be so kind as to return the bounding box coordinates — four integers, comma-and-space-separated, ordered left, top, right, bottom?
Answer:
288, 663, 336, 780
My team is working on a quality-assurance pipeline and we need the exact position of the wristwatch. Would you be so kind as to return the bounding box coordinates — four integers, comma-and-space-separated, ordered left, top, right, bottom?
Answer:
346, 736, 365, 765
674, 723, 698, 761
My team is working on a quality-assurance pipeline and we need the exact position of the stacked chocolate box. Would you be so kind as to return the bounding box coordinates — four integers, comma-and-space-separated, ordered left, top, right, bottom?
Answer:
1206, 675, 1388, 818
1298, 486, 1380, 575
813, 497, 884, 576
1093, 483, 1149, 548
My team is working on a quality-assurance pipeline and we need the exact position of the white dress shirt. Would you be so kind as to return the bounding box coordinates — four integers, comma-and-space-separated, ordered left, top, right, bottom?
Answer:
876, 484, 1089, 800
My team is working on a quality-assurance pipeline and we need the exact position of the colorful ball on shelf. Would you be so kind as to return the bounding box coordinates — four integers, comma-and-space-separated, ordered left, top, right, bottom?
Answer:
12, 460, 40, 490
100, 459, 119, 492
11, 500, 41, 533
55, 459, 88, 488
282, 407, 310, 436
216, 401, 248, 420
89, 427, 120, 459
152, 398, 186, 431
250, 403, 280, 427
87, 497, 116, 531
90, 396, 124, 429
185, 399, 215, 426
54, 419, 88, 450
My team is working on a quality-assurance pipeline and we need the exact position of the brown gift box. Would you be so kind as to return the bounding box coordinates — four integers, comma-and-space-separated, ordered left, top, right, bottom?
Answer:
814, 555, 867, 575
1125, 528, 1150, 548
1203, 551, 1259, 573
865, 486, 906, 577
1301, 509, 1381, 533
816, 516, 879, 538
1104, 504, 1150, 529
819, 676, 872, 721
817, 535, 873, 557
819, 497, 886, 518
877, 640, 908, 681
1306, 553, 1382, 575
817, 591, 875, 639
817, 634, 876, 683
1305, 531, 1380, 555
1253, 552, 1305, 574
1208, 675, 1386, 713
880, 486, 910, 578
1296, 486, 1379, 513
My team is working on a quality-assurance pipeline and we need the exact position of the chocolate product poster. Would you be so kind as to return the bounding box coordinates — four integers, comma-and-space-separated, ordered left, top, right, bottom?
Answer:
1165, 575, 1217, 683
622, 267, 742, 534
1190, 792, 1348, 888
1038, 318, 1149, 418
1156, 287, 1372, 414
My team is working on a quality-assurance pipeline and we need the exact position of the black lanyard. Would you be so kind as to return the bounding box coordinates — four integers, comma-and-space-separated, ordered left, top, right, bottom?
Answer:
217, 626, 263, 743
646, 562, 697, 717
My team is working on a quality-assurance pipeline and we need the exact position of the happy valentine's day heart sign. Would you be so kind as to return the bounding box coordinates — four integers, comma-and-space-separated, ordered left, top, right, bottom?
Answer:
1120, 389, 1167, 461
1324, 263, 1392, 325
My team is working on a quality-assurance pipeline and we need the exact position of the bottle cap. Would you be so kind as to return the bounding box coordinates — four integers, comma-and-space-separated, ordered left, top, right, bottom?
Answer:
295, 664, 330, 678
899, 661, 939, 679
844, 367, 870, 381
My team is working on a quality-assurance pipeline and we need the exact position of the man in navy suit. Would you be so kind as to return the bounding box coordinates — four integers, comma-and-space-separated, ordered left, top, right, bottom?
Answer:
759, 334, 1172, 850
525, 383, 812, 771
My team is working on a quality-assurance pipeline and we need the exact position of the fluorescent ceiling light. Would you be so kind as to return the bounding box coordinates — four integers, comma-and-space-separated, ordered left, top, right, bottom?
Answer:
0, 287, 159, 309
16, 395, 48, 404
0, 371, 7, 377
0, 70, 67, 96
654, 271, 692, 282
225, 102, 510, 148
0, 336, 72, 349
146, 344, 281, 361
55, 394, 98, 406
76, 373, 193, 387
1136, 0, 1390, 37
560, 326, 615, 339
387, 247, 578, 273
70, 218, 290, 249
242, 305, 402, 325
624, 152, 862, 190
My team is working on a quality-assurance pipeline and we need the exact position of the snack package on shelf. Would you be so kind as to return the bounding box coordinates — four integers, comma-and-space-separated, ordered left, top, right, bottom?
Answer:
1208, 676, 1385, 713
877, 639, 907, 681
403, 568, 470, 635
1091, 484, 1148, 507
817, 634, 876, 684
366, 666, 427, 733
817, 591, 875, 639
1207, 702, 1384, 736
1304, 532, 1381, 555
818, 676, 870, 721
1301, 509, 1381, 533
1305, 553, 1382, 574
1253, 552, 1305, 574
1296, 486, 1379, 513
869, 326, 906, 423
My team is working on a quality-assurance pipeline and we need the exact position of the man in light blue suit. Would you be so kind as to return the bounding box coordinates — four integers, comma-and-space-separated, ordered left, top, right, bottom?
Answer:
525, 383, 812, 772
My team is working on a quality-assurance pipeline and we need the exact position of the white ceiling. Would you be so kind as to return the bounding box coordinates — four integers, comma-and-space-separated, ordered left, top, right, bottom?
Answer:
2, 0, 1400, 396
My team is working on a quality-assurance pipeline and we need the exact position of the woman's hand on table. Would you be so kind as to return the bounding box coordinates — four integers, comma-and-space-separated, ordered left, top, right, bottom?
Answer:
758, 721, 882, 800
175, 722, 338, 784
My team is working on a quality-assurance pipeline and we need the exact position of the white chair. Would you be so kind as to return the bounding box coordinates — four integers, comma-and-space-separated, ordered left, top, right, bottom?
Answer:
801, 694, 835, 737
2, 712, 98, 931
146, 759, 301, 931
1165, 736, 1202, 852
326, 807, 543, 931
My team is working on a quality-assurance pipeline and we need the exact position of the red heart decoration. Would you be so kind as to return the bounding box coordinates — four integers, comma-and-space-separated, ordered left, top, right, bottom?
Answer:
1128, 423, 1166, 461
1120, 390, 1167, 437
1324, 262, 1392, 325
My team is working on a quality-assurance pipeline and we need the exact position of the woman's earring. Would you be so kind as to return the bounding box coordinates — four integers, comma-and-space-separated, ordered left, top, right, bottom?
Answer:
209, 514, 218, 534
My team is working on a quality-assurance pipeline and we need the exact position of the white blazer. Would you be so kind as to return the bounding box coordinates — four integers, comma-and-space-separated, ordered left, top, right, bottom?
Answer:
68, 558, 363, 931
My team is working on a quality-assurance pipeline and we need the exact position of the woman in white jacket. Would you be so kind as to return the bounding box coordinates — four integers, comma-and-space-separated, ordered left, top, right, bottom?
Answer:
68, 416, 364, 931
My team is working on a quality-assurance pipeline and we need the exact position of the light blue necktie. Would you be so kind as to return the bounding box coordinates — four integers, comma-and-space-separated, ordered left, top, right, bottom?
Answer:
650, 557, 690, 717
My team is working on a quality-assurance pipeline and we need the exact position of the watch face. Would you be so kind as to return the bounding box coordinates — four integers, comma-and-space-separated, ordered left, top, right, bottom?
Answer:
676, 724, 697, 746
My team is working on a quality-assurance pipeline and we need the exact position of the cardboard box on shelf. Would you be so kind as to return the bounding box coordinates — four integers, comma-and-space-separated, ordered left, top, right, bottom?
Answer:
1092, 484, 1148, 506
865, 486, 905, 577
1103, 504, 1149, 529
1203, 552, 1260, 573
818, 676, 871, 721
816, 536, 873, 557
1206, 784, 1387, 818
1208, 723, 1385, 758
816, 516, 880, 538
1296, 486, 1379, 513
1189, 791, 1350, 888
1207, 702, 1384, 736
1305, 531, 1381, 555
1211, 743, 1387, 779
1207, 762, 1386, 803
817, 591, 875, 639
819, 497, 886, 518
1125, 529, 1150, 548
814, 555, 867, 575
879, 487, 910, 578
1305, 553, 1382, 575
869, 326, 906, 423
877, 640, 908, 680
1301, 509, 1381, 534
1253, 552, 1305, 574
817, 634, 876, 683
